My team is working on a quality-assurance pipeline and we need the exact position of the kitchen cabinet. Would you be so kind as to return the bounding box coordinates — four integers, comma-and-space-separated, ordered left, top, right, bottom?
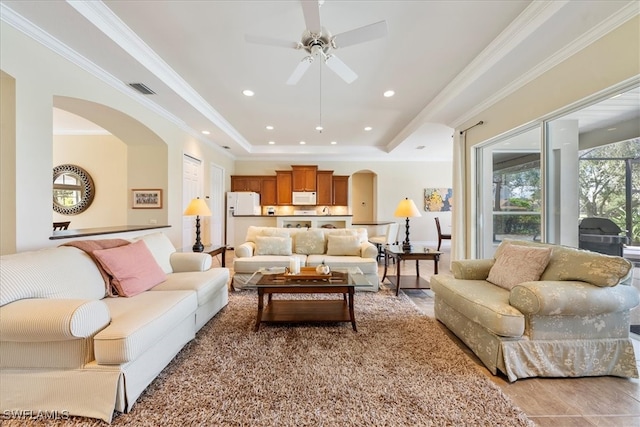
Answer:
230, 176, 262, 193
261, 176, 277, 206
291, 165, 317, 192
276, 171, 292, 205
333, 175, 349, 206
316, 170, 333, 205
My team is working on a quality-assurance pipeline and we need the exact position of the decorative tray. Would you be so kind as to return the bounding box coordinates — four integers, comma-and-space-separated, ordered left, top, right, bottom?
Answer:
283, 266, 332, 281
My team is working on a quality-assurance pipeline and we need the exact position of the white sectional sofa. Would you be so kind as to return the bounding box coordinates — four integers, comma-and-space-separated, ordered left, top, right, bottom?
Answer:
0, 232, 229, 422
233, 226, 379, 291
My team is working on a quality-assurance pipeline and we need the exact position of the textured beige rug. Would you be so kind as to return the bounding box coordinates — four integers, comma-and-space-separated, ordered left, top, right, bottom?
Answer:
21, 290, 533, 426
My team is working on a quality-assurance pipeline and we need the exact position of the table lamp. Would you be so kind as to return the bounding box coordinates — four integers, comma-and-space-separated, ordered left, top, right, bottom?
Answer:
394, 197, 422, 252
183, 197, 212, 252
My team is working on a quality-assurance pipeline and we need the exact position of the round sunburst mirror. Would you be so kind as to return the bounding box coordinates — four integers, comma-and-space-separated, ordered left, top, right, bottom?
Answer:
52, 164, 95, 215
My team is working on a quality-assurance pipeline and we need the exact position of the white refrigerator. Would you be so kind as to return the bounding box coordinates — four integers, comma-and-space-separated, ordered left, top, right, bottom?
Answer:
226, 192, 261, 247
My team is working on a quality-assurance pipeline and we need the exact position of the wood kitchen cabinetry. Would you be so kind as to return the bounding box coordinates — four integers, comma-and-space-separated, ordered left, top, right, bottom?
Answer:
276, 171, 292, 205
316, 170, 333, 206
291, 165, 317, 192
332, 175, 349, 206
230, 176, 262, 193
260, 176, 277, 206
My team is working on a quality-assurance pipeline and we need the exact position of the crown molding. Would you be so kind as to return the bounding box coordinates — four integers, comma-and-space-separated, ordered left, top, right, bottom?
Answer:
0, 3, 234, 159
66, 0, 252, 153
449, 1, 640, 129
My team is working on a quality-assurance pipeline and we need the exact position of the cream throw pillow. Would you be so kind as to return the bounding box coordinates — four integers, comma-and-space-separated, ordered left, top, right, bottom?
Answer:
326, 235, 361, 256
294, 230, 325, 254
254, 236, 292, 255
487, 243, 552, 290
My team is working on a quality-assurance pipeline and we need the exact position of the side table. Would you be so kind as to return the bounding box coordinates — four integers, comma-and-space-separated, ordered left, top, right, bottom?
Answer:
382, 245, 441, 296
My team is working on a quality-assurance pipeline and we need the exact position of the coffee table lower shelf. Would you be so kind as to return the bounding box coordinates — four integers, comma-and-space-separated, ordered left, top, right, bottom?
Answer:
256, 298, 356, 332
386, 276, 431, 291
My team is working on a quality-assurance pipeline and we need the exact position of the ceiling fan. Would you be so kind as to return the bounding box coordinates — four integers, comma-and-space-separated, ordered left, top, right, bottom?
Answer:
245, 1, 388, 85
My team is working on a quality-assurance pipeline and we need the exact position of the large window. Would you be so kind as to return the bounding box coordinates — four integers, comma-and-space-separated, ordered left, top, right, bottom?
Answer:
475, 85, 639, 258
476, 127, 541, 257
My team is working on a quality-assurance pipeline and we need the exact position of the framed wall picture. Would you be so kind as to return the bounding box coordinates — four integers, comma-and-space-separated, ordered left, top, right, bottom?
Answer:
424, 188, 453, 212
132, 189, 163, 209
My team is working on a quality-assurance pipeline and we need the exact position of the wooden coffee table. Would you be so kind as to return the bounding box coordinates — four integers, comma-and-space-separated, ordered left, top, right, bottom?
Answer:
250, 267, 367, 332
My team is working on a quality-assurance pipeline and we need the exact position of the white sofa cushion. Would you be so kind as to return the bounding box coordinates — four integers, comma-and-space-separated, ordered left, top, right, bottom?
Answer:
151, 268, 230, 306
326, 235, 361, 256
94, 291, 197, 364
0, 246, 105, 306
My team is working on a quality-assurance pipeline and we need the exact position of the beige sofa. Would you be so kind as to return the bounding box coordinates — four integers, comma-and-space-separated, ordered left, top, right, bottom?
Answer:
431, 239, 639, 382
233, 226, 379, 291
0, 232, 229, 422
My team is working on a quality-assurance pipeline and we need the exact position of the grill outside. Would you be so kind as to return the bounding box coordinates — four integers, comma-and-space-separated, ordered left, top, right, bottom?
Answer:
578, 217, 629, 257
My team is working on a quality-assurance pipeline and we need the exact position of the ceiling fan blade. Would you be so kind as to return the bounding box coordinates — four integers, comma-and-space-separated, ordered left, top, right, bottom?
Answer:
244, 34, 299, 49
301, 0, 322, 35
332, 20, 388, 49
287, 56, 314, 85
324, 54, 357, 84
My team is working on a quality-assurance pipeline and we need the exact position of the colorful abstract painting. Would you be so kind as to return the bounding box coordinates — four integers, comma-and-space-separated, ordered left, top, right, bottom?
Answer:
424, 188, 453, 212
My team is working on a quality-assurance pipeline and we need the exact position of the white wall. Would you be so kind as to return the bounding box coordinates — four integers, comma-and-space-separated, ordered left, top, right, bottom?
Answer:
0, 22, 234, 251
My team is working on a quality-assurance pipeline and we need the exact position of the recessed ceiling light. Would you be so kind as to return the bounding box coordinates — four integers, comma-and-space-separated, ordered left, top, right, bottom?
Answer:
330, 141, 337, 145
607, 127, 617, 131
364, 126, 372, 131
299, 141, 306, 145
268, 141, 275, 145
242, 89, 254, 97
383, 90, 395, 97
222, 146, 230, 149
266, 125, 274, 130
315, 126, 323, 131
201, 130, 210, 135
416, 145, 425, 150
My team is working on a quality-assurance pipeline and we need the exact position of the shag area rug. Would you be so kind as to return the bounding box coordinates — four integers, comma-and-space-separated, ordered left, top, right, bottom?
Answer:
18, 290, 534, 426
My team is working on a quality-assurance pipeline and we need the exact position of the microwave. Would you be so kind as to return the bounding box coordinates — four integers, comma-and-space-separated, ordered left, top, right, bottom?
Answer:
292, 192, 317, 205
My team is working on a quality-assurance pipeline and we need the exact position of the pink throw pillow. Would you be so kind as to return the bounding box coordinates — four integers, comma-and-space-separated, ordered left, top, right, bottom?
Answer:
93, 240, 167, 297
487, 243, 552, 290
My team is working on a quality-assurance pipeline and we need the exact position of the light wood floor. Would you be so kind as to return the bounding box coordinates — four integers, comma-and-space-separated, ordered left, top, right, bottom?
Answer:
221, 249, 640, 426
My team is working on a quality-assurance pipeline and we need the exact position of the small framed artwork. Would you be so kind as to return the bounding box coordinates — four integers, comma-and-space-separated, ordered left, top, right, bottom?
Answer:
132, 189, 163, 209
424, 188, 453, 212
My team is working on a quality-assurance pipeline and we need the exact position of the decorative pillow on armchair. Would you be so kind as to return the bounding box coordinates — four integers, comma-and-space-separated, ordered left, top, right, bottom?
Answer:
487, 243, 552, 290
93, 240, 167, 297
254, 236, 293, 255
326, 235, 361, 256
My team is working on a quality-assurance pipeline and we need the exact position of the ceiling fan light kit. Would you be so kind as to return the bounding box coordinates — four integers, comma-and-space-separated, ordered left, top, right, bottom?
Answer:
246, 0, 387, 85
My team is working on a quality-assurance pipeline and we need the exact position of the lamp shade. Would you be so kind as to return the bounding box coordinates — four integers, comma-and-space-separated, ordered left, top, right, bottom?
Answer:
394, 198, 422, 218
183, 198, 212, 217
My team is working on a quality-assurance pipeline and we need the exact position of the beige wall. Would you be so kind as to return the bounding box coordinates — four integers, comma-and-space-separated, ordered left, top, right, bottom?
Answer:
0, 22, 234, 251
456, 16, 640, 258
1, 71, 17, 255
53, 134, 128, 229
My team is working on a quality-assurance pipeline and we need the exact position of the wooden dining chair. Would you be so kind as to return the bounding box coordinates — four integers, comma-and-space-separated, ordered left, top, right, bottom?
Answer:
435, 217, 451, 251
53, 221, 71, 231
